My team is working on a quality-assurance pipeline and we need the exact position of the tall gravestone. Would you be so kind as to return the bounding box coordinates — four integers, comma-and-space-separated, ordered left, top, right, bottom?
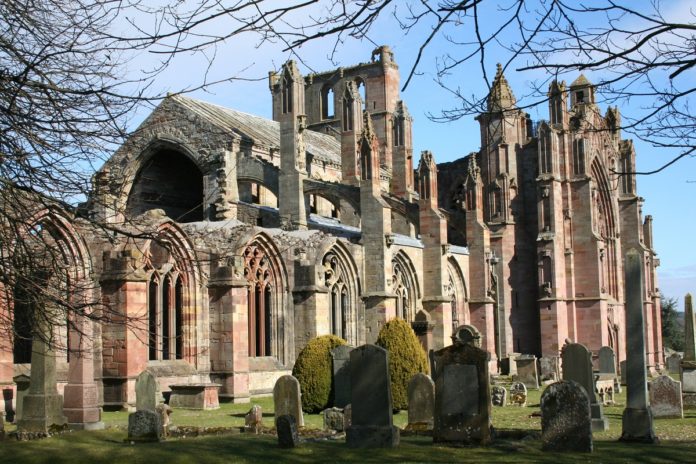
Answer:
515, 355, 539, 389
273, 375, 304, 427
346, 344, 399, 448
16, 336, 67, 433
406, 373, 434, 430
620, 249, 657, 443
135, 370, 158, 412
540, 380, 592, 452
561, 342, 607, 431
433, 338, 492, 445
599, 346, 616, 375
649, 375, 683, 419
331, 345, 352, 408
682, 294, 696, 408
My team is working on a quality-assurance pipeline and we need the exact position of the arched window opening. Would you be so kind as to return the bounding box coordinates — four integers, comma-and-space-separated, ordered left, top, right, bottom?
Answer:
147, 269, 185, 361
127, 149, 204, 222
321, 85, 335, 119
282, 71, 293, 114
244, 244, 275, 357
392, 255, 417, 322
12, 282, 34, 364
355, 79, 367, 109
238, 180, 278, 208
323, 250, 356, 342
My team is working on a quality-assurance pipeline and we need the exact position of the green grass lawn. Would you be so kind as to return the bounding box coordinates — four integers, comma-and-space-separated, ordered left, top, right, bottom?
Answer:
2, 386, 696, 463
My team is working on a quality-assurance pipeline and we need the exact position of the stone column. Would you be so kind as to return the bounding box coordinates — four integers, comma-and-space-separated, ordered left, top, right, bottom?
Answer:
63, 287, 104, 430
681, 293, 696, 407
619, 248, 657, 443
16, 321, 67, 432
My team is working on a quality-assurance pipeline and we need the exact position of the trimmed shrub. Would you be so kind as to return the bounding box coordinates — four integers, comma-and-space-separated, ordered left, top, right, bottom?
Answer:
292, 334, 346, 413
376, 318, 429, 411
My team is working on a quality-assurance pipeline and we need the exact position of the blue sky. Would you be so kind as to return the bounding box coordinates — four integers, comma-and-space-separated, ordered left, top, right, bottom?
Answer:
124, 1, 695, 305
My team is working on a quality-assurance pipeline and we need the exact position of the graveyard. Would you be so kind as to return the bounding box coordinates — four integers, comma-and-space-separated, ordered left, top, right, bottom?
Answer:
1, 382, 696, 463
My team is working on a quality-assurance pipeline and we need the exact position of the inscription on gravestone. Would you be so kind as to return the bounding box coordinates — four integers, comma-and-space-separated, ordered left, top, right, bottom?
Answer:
442, 364, 479, 416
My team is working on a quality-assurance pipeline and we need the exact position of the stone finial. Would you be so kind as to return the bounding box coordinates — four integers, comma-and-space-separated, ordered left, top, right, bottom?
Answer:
467, 154, 480, 179
487, 63, 516, 112
547, 79, 566, 96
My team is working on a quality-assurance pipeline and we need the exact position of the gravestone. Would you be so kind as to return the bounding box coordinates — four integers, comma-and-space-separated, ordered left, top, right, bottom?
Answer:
666, 353, 681, 375
620, 249, 657, 443
561, 342, 608, 431
127, 410, 162, 442
510, 382, 527, 407
539, 357, 560, 382
331, 345, 353, 408
135, 370, 158, 412
322, 407, 345, 432
491, 386, 507, 407
273, 375, 304, 427
406, 373, 435, 430
16, 336, 67, 433
12, 374, 30, 423
346, 344, 399, 448
682, 294, 696, 408
540, 380, 592, 452
343, 404, 352, 430
276, 414, 299, 448
620, 360, 627, 385
649, 375, 683, 419
515, 355, 539, 389
245, 404, 263, 433
599, 346, 617, 375
432, 340, 492, 445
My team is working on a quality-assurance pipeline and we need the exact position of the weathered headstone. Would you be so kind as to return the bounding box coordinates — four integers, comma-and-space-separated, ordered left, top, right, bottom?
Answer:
346, 344, 399, 448
682, 294, 696, 408
666, 353, 681, 375
649, 375, 683, 419
491, 386, 507, 407
515, 355, 539, 389
245, 404, 263, 433
16, 336, 67, 433
599, 346, 617, 375
276, 414, 299, 448
322, 407, 345, 432
135, 370, 158, 412
539, 356, 560, 382
127, 410, 162, 442
12, 374, 30, 423
331, 345, 353, 408
561, 342, 608, 431
432, 340, 492, 445
510, 382, 527, 407
620, 249, 657, 443
540, 380, 592, 452
273, 375, 304, 427
406, 373, 435, 430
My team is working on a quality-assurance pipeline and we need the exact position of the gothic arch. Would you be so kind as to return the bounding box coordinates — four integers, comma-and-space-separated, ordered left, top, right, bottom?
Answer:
447, 257, 469, 329
5, 208, 93, 363
590, 156, 620, 299
142, 221, 201, 364
235, 232, 289, 362
392, 251, 420, 322
319, 241, 361, 345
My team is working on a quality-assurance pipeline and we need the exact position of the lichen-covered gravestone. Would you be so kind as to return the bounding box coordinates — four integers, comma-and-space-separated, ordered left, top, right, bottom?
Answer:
491, 386, 507, 407
322, 407, 344, 432
515, 355, 539, 389
127, 410, 162, 442
273, 375, 304, 427
561, 342, 608, 431
510, 382, 527, 407
276, 414, 299, 448
541, 380, 592, 452
433, 339, 492, 445
331, 345, 353, 408
649, 375, 683, 419
406, 373, 435, 430
346, 344, 399, 448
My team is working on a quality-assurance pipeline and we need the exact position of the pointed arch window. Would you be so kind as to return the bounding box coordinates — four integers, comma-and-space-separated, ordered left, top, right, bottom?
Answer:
244, 244, 274, 357
147, 269, 184, 361
324, 253, 348, 339
392, 261, 413, 321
